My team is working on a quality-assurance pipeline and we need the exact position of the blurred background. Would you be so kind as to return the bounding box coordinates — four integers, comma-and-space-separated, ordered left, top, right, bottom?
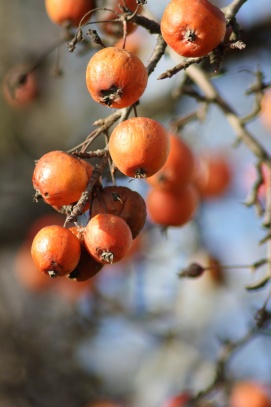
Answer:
0, 1, 271, 406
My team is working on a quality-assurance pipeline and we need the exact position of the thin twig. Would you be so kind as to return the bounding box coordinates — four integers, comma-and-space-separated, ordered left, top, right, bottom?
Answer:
243, 161, 264, 216
222, 0, 248, 22
193, 327, 259, 402
158, 56, 206, 80
186, 65, 271, 169
65, 153, 109, 224
147, 35, 167, 76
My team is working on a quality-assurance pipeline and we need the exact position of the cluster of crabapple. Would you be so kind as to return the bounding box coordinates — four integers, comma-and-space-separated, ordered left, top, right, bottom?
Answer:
5, 0, 233, 286
3, 0, 229, 107
31, 149, 147, 281
4, 1, 271, 406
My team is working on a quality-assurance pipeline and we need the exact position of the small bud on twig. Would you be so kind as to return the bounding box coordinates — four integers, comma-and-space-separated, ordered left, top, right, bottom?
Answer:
255, 306, 271, 328
178, 262, 205, 278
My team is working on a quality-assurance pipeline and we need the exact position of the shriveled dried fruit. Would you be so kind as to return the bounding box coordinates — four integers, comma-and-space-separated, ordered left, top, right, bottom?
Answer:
68, 226, 104, 281
91, 186, 146, 238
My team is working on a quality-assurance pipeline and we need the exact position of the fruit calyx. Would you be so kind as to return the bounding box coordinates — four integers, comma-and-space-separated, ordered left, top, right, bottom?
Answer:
101, 251, 114, 264
99, 84, 123, 107
135, 168, 147, 179
183, 28, 197, 42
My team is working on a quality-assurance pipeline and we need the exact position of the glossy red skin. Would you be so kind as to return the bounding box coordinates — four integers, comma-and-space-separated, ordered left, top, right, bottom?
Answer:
161, 0, 226, 57
31, 225, 81, 277
45, 0, 93, 26
108, 117, 170, 178
91, 186, 147, 239
147, 134, 195, 192
147, 184, 199, 227
86, 47, 148, 109
32, 151, 89, 207
84, 214, 133, 264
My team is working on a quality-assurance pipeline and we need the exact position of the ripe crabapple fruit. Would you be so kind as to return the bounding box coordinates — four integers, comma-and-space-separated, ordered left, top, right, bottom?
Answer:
84, 214, 133, 264
161, 0, 226, 58
32, 150, 90, 207
91, 186, 146, 239
31, 225, 81, 278
108, 117, 170, 178
86, 47, 148, 108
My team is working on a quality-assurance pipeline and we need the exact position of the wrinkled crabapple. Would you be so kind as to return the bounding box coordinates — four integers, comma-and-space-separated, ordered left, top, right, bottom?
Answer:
108, 117, 170, 178
91, 185, 146, 238
161, 0, 226, 57
86, 47, 148, 108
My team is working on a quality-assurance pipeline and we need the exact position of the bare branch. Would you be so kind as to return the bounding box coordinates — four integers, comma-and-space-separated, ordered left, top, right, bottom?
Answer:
186, 65, 271, 169
222, 0, 248, 22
